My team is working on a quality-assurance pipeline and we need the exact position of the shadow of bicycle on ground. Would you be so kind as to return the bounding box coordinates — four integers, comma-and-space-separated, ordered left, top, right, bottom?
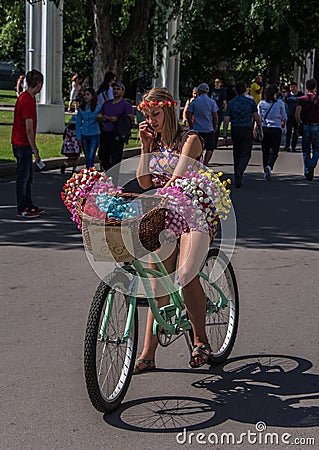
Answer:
104, 354, 319, 432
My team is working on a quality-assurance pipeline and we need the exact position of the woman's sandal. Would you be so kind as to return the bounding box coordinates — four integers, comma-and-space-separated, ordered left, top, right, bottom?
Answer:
133, 358, 156, 375
189, 343, 212, 368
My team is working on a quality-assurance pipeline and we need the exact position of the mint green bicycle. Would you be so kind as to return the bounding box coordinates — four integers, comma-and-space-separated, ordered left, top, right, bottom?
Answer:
84, 247, 239, 413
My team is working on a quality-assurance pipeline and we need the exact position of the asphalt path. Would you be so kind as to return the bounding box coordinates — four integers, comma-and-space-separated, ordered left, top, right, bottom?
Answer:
1, 146, 319, 449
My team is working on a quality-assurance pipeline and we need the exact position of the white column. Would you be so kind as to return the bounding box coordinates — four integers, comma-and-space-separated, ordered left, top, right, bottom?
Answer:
25, 0, 64, 133
166, 18, 176, 94
55, 2, 64, 106
153, 11, 181, 116
156, 11, 169, 88
167, 17, 180, 117
26, 1, 41, 72
294, 50, 316, 93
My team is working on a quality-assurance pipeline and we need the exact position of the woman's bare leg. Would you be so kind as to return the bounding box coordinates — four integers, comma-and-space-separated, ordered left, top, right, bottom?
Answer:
179, 231, 210, 349
135, 244, 178, 370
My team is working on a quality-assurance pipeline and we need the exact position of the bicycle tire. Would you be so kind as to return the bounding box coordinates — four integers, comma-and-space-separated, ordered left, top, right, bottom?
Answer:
199, 248, 239, 366
84, 273, 138, 413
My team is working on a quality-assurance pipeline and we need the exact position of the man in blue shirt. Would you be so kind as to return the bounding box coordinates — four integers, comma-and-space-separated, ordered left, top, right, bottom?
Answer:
211, 78, 227, 149
186, 82, 218, 165
284, 81, 303, 152
223, 81, 263, 188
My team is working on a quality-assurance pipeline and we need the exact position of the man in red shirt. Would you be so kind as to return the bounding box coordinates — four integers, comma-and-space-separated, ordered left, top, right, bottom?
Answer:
12, 69, 45, 217
296, 78, 319, 181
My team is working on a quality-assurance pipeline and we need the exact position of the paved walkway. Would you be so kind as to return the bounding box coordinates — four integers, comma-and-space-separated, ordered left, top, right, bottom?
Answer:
0, 137, 303, 179
1, 146, 318, 448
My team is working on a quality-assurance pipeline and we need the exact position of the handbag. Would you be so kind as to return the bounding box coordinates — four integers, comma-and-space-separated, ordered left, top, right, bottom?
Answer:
114, 114, 133, 143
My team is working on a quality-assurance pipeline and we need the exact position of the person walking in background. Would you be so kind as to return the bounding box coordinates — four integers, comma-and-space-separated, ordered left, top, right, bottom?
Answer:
67, 74, 78, 112
15, 75, 25, 97
250, 75, 263, 105
226, 80, 236, 103
136, 72, 152, 124
97, 81, 134, 172
97, 71, 116, 107
76, 87, 101, 169
277, 84, 289, 146
83, 76, 91, 89
182, 87, 198, 126
210, 78, 227, 149
186, 82, 218, 166
75, 78, 86, 113
257, 85, 287, 180
60, 115, 81, 174
295, 78, 319, 181
277, 84, 288, 103
244, 85, 254, 99
284, 81, 304, 152
11, 69, 45, 218
223, 81, 263, 188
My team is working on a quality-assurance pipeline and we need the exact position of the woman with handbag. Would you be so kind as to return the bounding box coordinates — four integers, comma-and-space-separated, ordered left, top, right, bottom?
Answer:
257, 85, 287, 180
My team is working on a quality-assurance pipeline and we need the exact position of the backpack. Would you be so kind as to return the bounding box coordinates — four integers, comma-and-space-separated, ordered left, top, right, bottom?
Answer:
114, 114, 133, 143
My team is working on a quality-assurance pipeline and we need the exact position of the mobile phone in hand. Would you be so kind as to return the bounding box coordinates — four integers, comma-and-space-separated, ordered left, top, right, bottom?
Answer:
36, 161, 45, 170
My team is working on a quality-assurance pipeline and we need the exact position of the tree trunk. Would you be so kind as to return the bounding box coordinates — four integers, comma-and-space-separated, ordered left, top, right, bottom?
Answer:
269, 54, 281, 84
91, 0, 154, 88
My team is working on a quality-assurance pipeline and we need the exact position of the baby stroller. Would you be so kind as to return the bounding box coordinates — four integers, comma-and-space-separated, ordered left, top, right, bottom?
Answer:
60, 115, 81, 174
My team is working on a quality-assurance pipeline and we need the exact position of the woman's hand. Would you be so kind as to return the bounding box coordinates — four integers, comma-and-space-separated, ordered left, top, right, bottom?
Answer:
139, 120, 154, 151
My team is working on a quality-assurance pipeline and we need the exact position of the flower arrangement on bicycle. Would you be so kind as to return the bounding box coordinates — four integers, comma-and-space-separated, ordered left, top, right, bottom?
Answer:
61, 167, 123, 228
157, 167, 231, 238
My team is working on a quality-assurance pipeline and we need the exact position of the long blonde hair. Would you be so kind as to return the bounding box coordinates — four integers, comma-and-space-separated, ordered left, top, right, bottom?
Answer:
141, 87, 181, 147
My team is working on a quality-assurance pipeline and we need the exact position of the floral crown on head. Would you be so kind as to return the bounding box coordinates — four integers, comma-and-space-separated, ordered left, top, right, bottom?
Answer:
138, 99, 178, 111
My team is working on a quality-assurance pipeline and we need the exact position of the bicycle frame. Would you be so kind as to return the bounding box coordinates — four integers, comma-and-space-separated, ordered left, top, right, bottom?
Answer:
100, 250, 229, 344
84, 246, 239, 413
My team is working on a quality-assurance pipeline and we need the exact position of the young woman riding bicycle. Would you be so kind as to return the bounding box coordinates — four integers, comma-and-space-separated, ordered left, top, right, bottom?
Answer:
135, 87, 214, 373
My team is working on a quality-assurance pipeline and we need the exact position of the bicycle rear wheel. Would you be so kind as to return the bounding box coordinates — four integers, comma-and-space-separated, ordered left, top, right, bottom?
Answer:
84, 273, 138, 413
199, 248, 239, 365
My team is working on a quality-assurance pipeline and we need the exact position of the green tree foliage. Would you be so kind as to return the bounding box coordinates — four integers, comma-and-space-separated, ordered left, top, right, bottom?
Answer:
1, 0, 319, 101
237, 0, 319, 82
0, 1, 26, 72
175, 0, 319, 99
61, 0, 93, 97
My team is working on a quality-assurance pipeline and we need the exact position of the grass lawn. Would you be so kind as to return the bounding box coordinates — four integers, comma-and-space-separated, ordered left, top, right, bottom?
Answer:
0, 89, 17, 106
0, 109, 140, 164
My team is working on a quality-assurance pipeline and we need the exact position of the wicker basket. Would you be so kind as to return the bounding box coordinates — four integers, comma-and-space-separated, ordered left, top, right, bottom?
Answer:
77, 193, 166, 262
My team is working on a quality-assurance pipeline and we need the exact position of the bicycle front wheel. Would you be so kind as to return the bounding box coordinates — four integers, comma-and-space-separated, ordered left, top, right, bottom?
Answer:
199, 248, 239, 365
84, 274, 138, 413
